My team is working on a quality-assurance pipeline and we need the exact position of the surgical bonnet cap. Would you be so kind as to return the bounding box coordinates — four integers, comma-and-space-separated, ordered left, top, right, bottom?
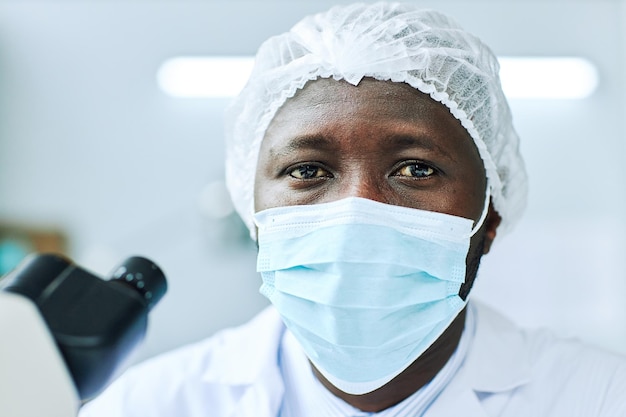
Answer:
225, 2, 527, 238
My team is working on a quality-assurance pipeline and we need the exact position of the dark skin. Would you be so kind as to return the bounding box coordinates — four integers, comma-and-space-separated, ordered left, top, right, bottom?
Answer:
254, 77, 501, 412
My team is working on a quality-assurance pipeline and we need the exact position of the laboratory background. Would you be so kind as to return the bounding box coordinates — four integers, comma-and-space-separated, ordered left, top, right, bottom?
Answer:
1, 0, 625, 363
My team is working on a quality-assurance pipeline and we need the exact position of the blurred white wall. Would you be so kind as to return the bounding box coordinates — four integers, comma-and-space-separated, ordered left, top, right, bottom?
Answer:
0, 0, 624, 361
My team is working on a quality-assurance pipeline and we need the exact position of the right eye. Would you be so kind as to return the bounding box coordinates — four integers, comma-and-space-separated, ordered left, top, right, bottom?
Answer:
394, 162, 436, 179
288, 164, 331, 179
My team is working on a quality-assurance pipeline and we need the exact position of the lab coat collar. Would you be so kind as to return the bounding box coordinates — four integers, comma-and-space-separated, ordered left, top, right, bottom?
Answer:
425, 378, 491, 417
201, 306, 286, 417
425, 301, 532, 417
463, 301, 532, 393
198, 302, 532, 417
201, 306, 285, 385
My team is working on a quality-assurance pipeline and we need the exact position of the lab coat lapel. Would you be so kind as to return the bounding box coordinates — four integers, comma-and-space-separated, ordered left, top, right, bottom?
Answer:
425, 302, 531, 416
464, 302, 531, 393
201, 306, 286, 417
424, 382, 489, 417
199, 302, 532, 417
229, 371, 284, 417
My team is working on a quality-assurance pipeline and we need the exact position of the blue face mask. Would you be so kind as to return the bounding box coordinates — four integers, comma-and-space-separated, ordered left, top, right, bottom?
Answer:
254, 195, 488, 395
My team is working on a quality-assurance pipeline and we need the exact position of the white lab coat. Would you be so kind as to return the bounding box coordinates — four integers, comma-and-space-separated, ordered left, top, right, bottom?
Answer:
80, 302, 626, 416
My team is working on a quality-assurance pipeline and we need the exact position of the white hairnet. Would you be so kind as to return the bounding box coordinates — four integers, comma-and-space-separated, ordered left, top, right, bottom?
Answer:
225, 2, 527, 238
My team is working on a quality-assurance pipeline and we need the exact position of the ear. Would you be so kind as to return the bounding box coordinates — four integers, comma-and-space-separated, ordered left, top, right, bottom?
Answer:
482, 202, 501, 254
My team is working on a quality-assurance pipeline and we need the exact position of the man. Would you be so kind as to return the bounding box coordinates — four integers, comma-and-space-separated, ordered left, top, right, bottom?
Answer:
81, 3, 626, 416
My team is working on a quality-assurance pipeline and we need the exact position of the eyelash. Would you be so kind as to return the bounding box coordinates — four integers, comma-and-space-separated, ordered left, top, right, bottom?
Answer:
285, 161, 438, 181
392, 161, 437, 179
287, 163, 332, 180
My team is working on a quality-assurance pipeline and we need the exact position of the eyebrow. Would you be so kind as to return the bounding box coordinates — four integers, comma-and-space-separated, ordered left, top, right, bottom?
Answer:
268, 132, 459, 162
383, 134, 458, 162
268, 135, 335, 158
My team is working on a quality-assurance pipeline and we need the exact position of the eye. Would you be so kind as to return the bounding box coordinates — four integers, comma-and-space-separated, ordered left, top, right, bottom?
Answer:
394, 162, 436, 178
289, 164, 331, 179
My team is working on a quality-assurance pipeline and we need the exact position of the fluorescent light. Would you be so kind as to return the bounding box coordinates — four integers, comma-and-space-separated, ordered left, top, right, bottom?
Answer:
498, 57, 599, 99
157, 57, 254, 98
157, 56, 599, 99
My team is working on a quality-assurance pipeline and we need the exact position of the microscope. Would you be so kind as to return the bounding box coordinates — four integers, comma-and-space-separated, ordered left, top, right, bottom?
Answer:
0, 253, 167, 417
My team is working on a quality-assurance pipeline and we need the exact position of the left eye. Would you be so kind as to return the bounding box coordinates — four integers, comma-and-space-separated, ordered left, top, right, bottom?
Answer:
395, 163, 435, 178
289, 164, 330, 179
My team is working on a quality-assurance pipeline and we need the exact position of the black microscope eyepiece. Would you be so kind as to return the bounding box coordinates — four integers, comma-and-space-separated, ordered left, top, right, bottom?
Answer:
109, 256, 167, 311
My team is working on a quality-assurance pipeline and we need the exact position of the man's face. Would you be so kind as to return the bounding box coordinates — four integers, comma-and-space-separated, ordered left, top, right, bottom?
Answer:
254, 77, 499, 272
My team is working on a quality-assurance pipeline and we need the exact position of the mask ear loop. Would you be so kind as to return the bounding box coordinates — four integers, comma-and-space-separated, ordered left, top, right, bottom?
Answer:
469, 186, 491, 238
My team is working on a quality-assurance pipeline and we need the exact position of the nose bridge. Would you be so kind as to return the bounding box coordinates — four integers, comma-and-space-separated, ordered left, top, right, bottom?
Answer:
340, 169, 386, 203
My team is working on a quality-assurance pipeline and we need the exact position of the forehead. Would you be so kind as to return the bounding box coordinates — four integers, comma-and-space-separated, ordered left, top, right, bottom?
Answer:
263, 77, 481, 164
273, 78, 450, 122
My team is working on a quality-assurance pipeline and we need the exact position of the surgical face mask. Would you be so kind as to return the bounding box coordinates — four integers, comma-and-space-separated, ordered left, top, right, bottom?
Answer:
254, 194, 489, 395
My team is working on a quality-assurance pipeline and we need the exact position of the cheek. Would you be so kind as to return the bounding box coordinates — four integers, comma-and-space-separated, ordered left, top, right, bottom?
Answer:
253, 153, 289, 213
253, 170, 271, 212
253, 139, 277, 212
454, 166, 488, 222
